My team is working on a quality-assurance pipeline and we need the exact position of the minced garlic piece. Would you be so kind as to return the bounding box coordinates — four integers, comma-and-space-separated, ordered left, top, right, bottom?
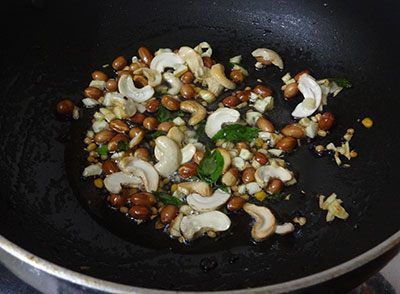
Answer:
319, 193, 349, 222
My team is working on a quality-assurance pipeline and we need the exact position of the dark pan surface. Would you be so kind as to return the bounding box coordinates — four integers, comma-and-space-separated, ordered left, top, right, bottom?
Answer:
1, 0, 399, 291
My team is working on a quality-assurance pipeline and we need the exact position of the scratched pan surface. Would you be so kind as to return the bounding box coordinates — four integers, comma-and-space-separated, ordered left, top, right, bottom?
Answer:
0, 0, 399, 291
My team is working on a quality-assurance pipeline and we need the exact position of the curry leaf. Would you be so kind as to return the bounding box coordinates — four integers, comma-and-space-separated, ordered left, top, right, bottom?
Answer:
147, 130, 166, 140
195, 119, 206, 139
328, 78, 352, 88
264, 192, 288, 203
212, 124, 259, 143
197, 146, 224, 185
95, 144, 108, 155
157, 104, 184, 123
153, 191, 182, 206
117, 140, 129, 152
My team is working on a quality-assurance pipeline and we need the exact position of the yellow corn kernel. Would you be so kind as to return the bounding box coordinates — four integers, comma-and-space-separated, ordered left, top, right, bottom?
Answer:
255, 138, 263, 147
94, 178, 104, 189
119, 206, 128, 214
350, 150, 358, 158
171, 184, 178, 193
179, 125, 187, 132
262, 142, 268, 149
361, 117, 373, 128
254, 191, 267, 201
163, 178, 170, 184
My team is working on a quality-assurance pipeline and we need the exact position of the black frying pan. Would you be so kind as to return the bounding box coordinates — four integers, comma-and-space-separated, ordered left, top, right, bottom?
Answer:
0, 0, 399, 293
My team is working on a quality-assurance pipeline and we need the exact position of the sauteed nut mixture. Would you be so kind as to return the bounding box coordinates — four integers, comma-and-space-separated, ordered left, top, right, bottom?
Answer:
58, 42, 364, 243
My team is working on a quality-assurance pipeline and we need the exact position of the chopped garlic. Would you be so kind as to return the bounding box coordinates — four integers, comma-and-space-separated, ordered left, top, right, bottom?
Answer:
319, 193, 349, 222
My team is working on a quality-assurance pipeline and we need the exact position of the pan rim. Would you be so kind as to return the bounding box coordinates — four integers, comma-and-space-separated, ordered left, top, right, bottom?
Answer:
0, 231, 399, 293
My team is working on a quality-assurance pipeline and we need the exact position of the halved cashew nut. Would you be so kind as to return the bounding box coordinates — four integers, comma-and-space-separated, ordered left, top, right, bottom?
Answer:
243, 203, 276, 241
180, 100, 206, 125
150, 52, 185, 73
167, 126, 185, 147
252, 48, 284, 70
154, 136, 181, 177
118, 156, 159, 192
133, 68, 162, 87
291, 74, 322, 118
210, 64, 236, 90
103, 172, 142, 194
163, 72, 183, 95
255, 165, 295, 188
205, 107, 240, 138
118, 74, 154, 103
180, 211, 231, 240
186, 189, 230, 212
178, 46, 206, 78
177, 181, 212, 197
213, 147, 231, 173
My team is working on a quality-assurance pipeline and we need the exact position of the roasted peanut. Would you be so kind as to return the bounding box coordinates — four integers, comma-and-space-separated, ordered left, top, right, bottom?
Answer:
237, 90, 251, 102
266, 178, 284, 194
230, 70, 244, 83
180, 84, 195, 99
281, 123, 305, 139
94, 130, 115, 143
294, 70, 310, 82
284, 83, 299, 98
157, 121, 174, 132
242, 167, 256, 184
178, 162, 198, 178
226, 197, 246, 211
142, 117, 158, 130
84, 87, 103, 99
255, 56, 272, 65
129, 62, 141, 72
133, 75, 148, 88
180, 71, 194, 84
109, 194, 127, 208
253, 85, 272, 98
193, 152, 204, 165
161, 95, 180, 111
254, 152, 268, 165
107, 133, 128, 152
109, 119, 129, 133
160, 205, 179, 223
129, 113, 146, 124
130, 192, 156, 206
222, 96, 239, 108
318, 112, 335, 131
202, 56, 215, 68
105, 79, 118, 91
129, 205, 151, 220
146, 99, 159, 113
129, 128, 145, 147
102, 160, 120, 175
133, 147, 150, 161
138, 46, 153, 66
257, 117, 275, 132
275, 136, 297, 151
57, 100, 75, 114
91, 71, 108, 81
112, 56, 128, 71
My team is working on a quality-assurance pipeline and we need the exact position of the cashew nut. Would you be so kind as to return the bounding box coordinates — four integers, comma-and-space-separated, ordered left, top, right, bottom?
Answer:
180, 100, 206, 125
163, 72, 183, 95
210, 64, 236, 90
118, 74, 154, 103
133, 68, 162, 87
251, 48, 284, 70
178, 46, 206, 78
154, 136, 181, 177
177, 181, 212, 197
243, 203, 276, 241
167, 126, 185, 147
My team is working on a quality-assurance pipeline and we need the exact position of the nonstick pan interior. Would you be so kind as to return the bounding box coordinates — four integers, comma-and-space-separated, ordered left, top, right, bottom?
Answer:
0, 0, 399, 291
